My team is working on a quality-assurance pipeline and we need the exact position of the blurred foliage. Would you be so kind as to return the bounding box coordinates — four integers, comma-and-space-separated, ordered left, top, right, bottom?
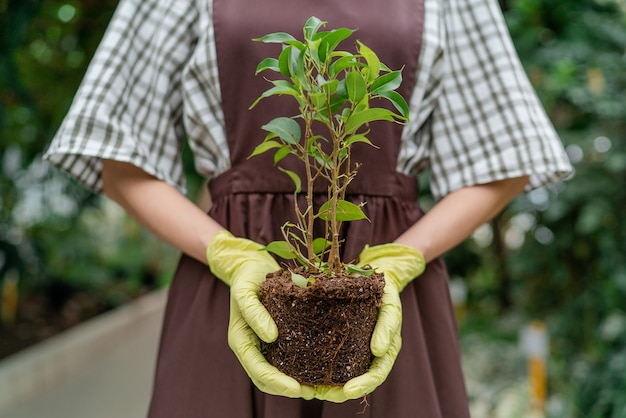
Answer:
1, 0, 625, 414
0, 0, 177, 350
448, 0, 626, 415
511, 1, 626, 415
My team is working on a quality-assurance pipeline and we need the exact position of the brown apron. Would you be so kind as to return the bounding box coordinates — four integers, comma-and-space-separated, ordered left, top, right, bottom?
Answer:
148, 0, 470, 416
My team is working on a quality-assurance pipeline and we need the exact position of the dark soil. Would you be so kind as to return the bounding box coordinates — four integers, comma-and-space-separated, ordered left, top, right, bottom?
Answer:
259, 269, 385, 386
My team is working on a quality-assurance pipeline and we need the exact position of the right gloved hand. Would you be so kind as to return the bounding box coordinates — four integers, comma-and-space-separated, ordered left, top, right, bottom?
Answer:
358, 243, 426, 358
309, 243, 426, 403
312, 243, 426, 402
206, 230, 314, 399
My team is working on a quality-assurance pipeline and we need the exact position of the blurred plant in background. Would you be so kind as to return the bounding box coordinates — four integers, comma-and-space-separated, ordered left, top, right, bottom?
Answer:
1, 0, 625, 415
506, 1, 626, 415
446, 0, 626, 416
0, 0, 179, 358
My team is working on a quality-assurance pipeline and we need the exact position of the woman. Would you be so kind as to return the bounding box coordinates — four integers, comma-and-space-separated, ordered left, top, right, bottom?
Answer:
44, 0, 572, 416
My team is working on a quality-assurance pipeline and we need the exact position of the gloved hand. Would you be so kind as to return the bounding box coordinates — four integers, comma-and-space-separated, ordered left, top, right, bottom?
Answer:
206, 230, 314, 399
311, 243, 426, 402
359, 243, 426, 358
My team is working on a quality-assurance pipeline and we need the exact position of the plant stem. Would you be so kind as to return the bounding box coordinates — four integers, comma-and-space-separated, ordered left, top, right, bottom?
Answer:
303, 109, 316, 264
327, 124, 342, 271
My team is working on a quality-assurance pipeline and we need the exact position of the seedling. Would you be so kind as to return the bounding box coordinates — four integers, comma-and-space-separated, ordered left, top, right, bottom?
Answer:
251, 16, 409, 284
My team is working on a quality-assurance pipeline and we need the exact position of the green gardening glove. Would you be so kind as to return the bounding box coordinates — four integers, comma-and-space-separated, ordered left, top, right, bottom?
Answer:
359, 243, 426, 357
314, 243, 425, 401
206, 230, 314, 399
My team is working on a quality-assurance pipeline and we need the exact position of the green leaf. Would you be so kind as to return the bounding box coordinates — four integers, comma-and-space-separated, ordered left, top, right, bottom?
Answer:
271, 79, 295, 87
312, 237, 331, 255
371, 70, 402, 94
344, 108, 397, 134
249, 85, 300, 109
310, 92, 327, 109
304, 16, 325, 40
263, 241, 297, 259
329, 95, 347, 113
254, 32, 298, 44
339, 147, 348, 162
322, 79, 339, 95
278, 167, 302, 193
344, 134, 377, 148
313, 149, 330, 168
249, 140, 283, 158
313, 113, 331, 125
329, 55, 363, 77
336, 79, 348, 100
291, 272, 310, 288
317, 200, 369, 221
261, 117, 301, 144
306, 137, 330, 168
255, 58, 280, 74
357, 40, 380, 82
289, 47, 306, 86
278, 46, 293, 77
346, 70, 367, 104
354, 96, 369, 113
273, 146, 291, 164
284, 39, 306, 51
376, 90, 410, 119
308, 41, 322, 67
306, 134, 327, 151
319, 28, 355, 62
345, 263, 377, 277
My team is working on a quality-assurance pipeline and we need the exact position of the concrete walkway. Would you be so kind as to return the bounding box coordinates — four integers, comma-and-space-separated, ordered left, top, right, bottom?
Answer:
0, 290, 166, 418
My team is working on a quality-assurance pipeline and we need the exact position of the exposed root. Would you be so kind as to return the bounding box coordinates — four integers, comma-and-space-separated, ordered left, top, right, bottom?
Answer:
358, 395, 370, 414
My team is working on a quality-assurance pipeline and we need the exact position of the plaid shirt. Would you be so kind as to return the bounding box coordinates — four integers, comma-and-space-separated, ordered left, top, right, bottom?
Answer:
44, 0, 572, 200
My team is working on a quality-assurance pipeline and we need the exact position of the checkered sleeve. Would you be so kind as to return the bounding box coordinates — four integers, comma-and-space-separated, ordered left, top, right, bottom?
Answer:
43, 0, 198, 194
427, 0, 572, 200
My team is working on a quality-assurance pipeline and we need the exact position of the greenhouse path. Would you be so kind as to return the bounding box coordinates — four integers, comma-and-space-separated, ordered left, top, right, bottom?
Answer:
0, 291, 166, 418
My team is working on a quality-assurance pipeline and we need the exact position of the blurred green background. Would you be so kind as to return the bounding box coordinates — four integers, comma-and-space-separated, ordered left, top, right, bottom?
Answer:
1, 0, 625, 416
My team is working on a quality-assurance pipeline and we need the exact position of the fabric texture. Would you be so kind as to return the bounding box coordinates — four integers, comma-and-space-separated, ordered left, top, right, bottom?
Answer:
44, 0, 572, 200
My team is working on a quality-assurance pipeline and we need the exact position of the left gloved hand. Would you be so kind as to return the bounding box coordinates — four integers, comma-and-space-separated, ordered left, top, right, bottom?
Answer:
206, 230, 315, 399
206, 230, 280, 341
311, 243, 425, 402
